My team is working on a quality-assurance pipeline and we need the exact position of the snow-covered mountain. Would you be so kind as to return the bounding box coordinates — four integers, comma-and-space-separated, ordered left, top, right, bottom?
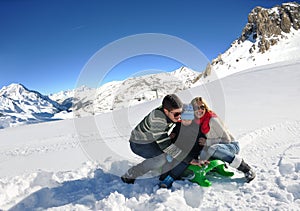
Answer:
0, 84, 68, 128
50, 67, 201, 117
205, 2, 300, 79
0, 67, 200, 128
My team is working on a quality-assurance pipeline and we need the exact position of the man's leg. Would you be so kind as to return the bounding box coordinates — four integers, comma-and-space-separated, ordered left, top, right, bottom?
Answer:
159, 161, 192, 188
121, 142, 166, 184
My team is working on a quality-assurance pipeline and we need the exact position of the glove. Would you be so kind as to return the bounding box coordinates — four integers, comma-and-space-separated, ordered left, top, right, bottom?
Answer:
166, 154, 173, 163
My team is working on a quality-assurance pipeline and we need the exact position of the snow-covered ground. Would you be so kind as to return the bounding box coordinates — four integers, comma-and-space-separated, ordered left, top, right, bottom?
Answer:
0, 60, 299, 210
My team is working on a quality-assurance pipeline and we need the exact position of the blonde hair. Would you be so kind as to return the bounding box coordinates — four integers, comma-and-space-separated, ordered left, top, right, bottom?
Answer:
191, 97, 211, 112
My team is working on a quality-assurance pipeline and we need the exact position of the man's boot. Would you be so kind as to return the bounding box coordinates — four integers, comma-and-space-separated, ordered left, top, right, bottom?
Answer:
159, 175, 175, 188
121, 166, 143, 184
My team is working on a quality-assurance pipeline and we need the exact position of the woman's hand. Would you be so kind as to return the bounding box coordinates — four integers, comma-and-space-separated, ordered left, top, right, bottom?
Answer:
190, 159, 210, 167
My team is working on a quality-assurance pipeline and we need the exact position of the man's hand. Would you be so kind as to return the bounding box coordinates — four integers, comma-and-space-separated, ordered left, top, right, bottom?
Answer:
198, 137, 206, 146
169, 132, 176, 139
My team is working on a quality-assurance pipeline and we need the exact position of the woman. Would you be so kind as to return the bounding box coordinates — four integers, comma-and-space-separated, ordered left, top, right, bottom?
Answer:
191, 97, 256, 183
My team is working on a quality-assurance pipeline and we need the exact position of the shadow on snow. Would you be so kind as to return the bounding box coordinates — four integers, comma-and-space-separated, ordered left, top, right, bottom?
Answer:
9, 168, 158, 211
9, 165, 246, 210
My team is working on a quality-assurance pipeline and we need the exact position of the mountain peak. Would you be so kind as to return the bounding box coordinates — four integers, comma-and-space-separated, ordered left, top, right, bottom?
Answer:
172, 66, 197, 75
208, 1, 300, 79
239, 2, 300, 52
0, 83, 30, 97
0, 83, 67, 128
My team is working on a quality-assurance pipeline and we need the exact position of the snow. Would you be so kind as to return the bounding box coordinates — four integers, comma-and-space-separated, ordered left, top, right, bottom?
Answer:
0, 60, 300, 210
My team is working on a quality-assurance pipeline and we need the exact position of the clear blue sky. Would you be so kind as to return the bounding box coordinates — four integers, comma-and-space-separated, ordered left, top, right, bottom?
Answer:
0, 0, 292, 94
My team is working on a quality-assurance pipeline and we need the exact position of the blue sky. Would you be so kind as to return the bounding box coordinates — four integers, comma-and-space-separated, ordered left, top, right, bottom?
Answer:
0, 0, 292, 94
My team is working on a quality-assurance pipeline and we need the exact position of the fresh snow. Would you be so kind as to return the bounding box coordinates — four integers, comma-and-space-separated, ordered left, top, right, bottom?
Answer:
0, 60, 300, 210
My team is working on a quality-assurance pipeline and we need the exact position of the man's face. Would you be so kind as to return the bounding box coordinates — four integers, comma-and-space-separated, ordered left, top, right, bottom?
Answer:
164, 108, 182, 122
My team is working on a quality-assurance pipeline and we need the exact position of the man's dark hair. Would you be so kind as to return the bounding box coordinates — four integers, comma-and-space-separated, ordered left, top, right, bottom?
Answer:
162, 94, 183, 111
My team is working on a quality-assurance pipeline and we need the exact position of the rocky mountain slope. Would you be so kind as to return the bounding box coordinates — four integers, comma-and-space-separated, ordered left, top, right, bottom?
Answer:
207, 2, 300, 79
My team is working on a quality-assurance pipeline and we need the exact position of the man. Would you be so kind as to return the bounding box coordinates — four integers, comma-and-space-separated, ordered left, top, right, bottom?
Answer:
158, 103, 209, 188
121, 94, 183, 184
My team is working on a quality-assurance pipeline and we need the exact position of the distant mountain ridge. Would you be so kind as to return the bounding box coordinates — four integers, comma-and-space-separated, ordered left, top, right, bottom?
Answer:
0, 83, 68, 128
0, 67, 201, 127
0, 83, 66, 111
51, 67, 201, 117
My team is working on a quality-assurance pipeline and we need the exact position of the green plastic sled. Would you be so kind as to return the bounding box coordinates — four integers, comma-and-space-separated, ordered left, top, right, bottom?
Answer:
187, 159, 234, 187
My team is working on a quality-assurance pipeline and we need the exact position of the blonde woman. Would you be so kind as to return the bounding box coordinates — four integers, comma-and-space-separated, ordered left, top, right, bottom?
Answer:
191, 97, 256, 182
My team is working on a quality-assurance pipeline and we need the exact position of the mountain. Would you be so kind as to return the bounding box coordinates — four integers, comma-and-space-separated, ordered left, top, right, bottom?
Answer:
50, 67, 200, 117
206, 2, 300, 79
0, 83, 68, 128
0, 68, 200, 128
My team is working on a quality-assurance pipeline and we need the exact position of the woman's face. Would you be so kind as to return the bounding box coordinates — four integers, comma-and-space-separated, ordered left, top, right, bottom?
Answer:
193, 103, 206, 119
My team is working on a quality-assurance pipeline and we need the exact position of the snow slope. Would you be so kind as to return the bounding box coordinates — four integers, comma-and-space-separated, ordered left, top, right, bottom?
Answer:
0, 60, 299, 210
